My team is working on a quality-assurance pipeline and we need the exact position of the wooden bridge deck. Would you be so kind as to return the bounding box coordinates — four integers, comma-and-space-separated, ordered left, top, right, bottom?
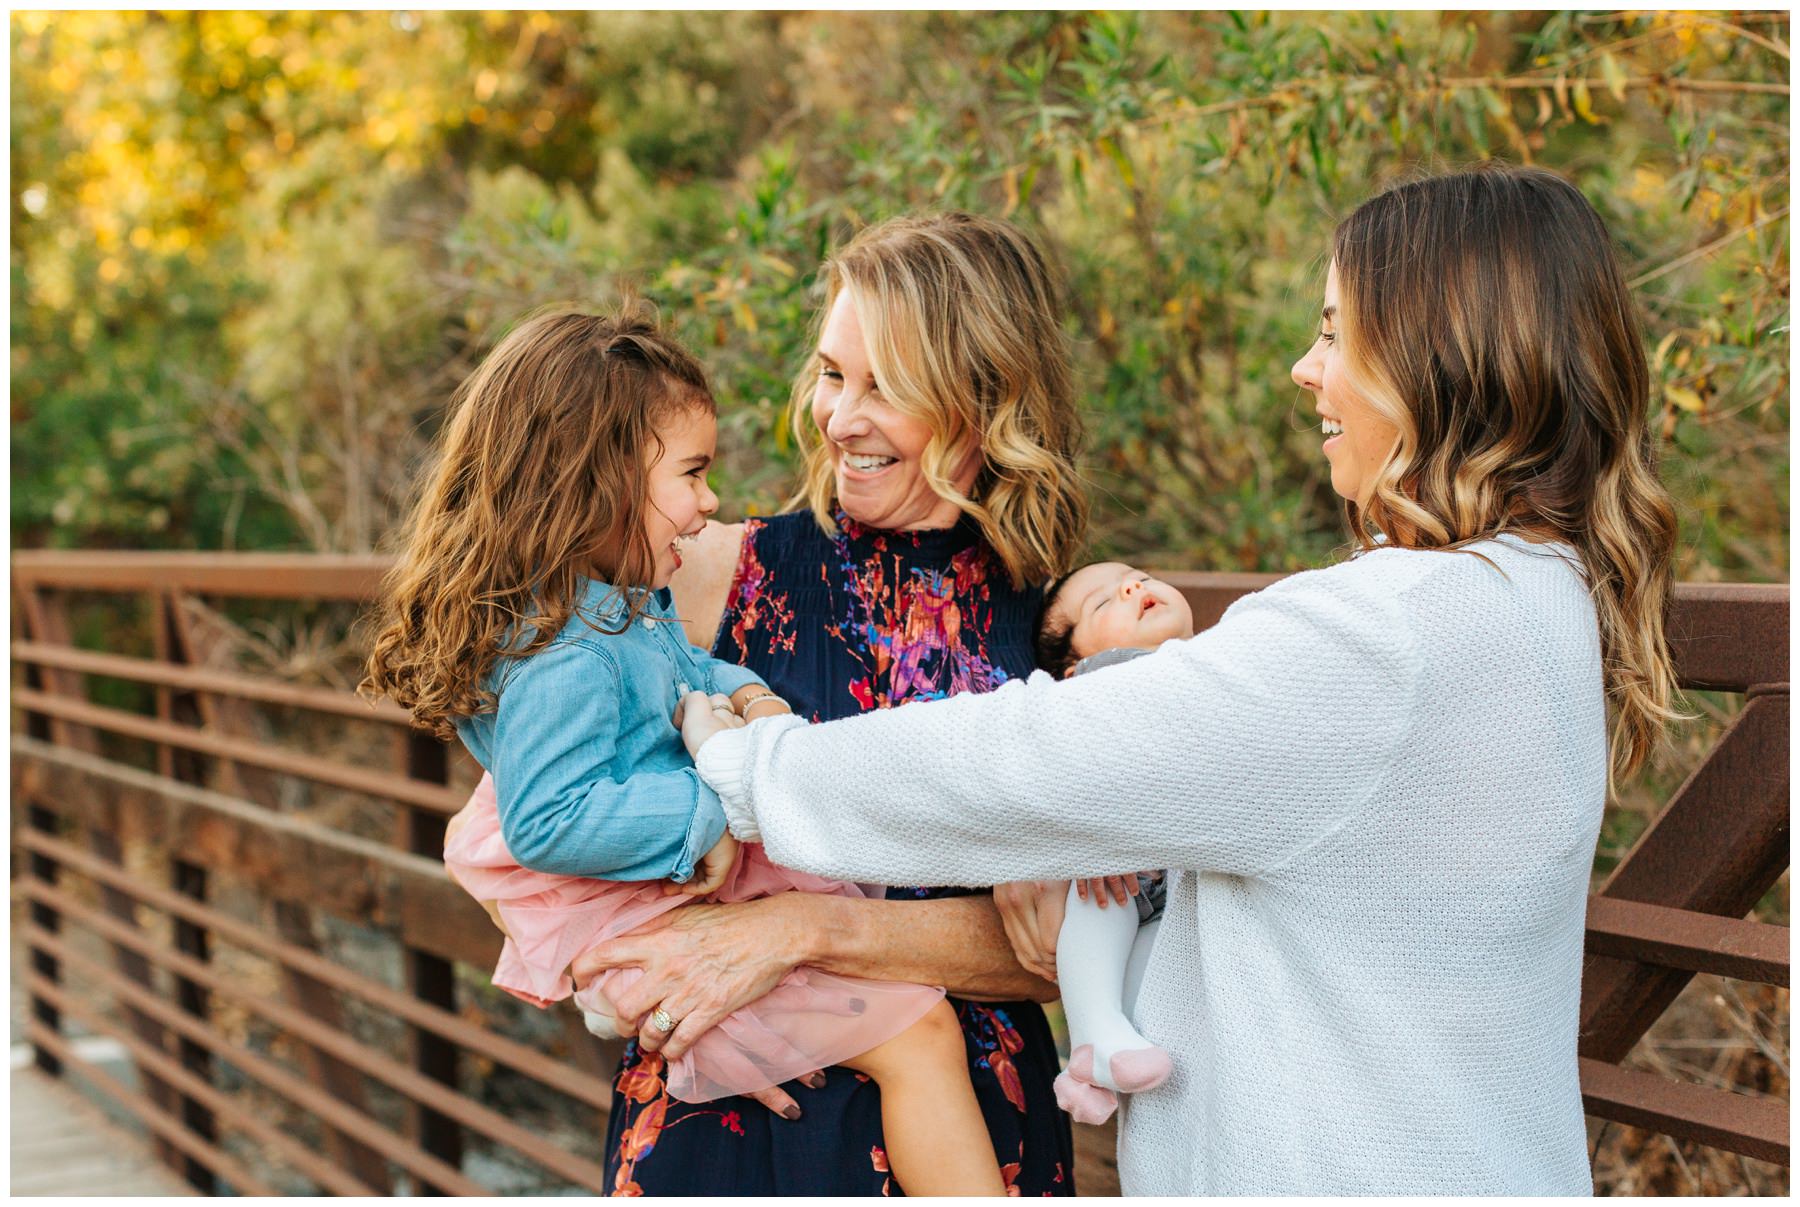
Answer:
11, 1066, 195, 1196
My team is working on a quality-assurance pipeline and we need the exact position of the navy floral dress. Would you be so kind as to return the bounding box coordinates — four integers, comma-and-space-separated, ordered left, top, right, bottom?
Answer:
601, 510, 1075, 1196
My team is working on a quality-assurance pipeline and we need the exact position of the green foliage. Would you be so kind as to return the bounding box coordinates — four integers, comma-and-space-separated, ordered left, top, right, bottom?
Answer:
12, 11, 1788, 580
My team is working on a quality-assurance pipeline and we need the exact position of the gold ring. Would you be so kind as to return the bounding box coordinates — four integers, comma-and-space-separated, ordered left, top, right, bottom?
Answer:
649, 1007, 677, 1033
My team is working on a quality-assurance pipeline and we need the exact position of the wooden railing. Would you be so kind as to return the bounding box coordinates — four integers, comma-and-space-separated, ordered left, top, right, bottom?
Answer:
11, 552, 1788, 1193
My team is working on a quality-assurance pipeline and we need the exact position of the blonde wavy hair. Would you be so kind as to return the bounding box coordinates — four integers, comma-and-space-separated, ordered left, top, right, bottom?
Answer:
1330, 165, 1681, 785
361, 302, 713, 740
788, 212, 1088, 588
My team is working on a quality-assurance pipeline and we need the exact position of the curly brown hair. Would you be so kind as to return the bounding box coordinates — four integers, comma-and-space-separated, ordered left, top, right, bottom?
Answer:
361, 301, 713, 740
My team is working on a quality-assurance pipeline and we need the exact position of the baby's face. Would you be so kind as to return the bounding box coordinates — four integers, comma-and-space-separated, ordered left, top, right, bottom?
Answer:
1055, 562, 1195, 668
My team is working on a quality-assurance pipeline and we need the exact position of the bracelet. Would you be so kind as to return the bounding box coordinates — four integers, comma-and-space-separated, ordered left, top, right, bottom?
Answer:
739, 691, 789, 716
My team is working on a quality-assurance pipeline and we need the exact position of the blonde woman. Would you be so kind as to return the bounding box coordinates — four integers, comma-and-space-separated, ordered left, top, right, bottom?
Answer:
568, 213, 1090, 1195
676, 167, 1680, 1194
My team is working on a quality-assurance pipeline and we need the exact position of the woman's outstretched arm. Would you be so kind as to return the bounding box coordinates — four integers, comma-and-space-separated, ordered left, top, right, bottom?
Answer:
693, 564, 1423, 888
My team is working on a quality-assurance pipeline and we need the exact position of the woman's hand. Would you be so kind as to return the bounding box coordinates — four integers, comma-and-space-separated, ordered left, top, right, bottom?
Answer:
677, 690, 744, 759
571, 895, 808, 1063
992, 880, 1070, 983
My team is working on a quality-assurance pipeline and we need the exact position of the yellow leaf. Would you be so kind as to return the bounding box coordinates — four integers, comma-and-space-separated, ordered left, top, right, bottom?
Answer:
1571, 80, 1600, 125
1097, 136, 1135, 189
1665, 385, 1704, 414
1598, 52, 1628, 104
1651, 330, 1678, 373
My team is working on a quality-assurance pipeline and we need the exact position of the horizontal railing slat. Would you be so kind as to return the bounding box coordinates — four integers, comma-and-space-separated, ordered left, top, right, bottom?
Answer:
25, 1022, 276, 1195
12, 640, 414, 726
14, 688, 463, 814
26, 966, 382, 1197
12, 551, 391, 599
1581, 1056, 1789, 1166
21, 827, 614, 1112
21, 881, 612, 1193
1586, 896, 1788, 986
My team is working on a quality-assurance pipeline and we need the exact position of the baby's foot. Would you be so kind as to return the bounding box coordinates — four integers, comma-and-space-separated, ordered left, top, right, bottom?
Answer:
1054, 1047, 1119, 1124
1107, 1045, 1172, 1093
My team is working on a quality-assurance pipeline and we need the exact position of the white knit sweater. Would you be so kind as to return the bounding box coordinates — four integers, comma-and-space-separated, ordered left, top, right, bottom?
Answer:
698, 536, 1605, 1195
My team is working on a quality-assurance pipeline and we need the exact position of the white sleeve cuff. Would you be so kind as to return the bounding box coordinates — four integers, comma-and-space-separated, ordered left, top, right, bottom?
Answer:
694, 714, 806, 842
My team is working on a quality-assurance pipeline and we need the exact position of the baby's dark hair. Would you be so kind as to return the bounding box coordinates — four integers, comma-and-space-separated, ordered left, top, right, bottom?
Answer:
1033, 570, 1081, 679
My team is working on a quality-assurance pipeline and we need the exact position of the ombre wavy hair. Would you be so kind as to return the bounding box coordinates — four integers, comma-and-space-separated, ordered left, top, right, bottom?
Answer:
1329, 165, 1681, 784
361, 302, 713, 740
787, 212, 1089, 588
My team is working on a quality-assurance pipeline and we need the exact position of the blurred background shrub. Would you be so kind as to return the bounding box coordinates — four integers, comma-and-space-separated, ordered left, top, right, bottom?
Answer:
12, 10, 1787, 576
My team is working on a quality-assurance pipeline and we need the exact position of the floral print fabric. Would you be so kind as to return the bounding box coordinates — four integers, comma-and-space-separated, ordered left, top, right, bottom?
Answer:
602, 510, 1074, 1196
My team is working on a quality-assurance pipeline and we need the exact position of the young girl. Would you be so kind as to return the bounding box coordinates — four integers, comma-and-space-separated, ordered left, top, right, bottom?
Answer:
361, 304, 1005, 1196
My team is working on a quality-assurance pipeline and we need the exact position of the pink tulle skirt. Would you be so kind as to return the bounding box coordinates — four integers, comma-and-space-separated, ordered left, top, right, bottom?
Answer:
443, 773, 944, 1103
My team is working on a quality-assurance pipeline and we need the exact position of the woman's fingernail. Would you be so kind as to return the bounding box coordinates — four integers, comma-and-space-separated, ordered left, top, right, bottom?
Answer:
802, 1072, 826, 1088
781, 1104, 802, 1120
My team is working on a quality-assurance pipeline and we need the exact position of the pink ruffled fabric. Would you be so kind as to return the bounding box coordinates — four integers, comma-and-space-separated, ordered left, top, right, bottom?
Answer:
444, 772, 944, 1103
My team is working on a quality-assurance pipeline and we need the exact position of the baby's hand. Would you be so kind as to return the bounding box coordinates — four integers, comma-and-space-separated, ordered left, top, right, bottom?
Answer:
1074, 874, 1141, 909
668, 831, 739, 897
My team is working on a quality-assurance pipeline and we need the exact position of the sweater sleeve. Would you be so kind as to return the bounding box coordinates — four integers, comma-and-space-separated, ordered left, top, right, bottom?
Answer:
695, 567, 1421, 885
494, 640, 727, 882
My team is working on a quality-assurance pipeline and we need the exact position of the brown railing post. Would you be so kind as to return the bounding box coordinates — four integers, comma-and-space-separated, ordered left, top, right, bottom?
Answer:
25, 804, 64, 1077
1579, 586, 1790, 1064
170, 858, 218, 1194
406, 733, 464, 1191
17, 585, 64, 1077
154, 589, 220, 1193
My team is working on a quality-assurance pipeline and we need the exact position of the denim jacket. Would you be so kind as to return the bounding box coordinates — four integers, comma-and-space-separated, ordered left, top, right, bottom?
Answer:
454, 577, 765, 883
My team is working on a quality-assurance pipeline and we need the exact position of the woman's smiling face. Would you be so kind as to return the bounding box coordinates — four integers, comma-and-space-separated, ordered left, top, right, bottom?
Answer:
810, 290, 978, 532
1289, 260, 1400, 505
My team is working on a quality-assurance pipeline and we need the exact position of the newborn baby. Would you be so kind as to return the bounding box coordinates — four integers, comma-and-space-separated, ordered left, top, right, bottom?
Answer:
1032, 562, 1195, 1124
